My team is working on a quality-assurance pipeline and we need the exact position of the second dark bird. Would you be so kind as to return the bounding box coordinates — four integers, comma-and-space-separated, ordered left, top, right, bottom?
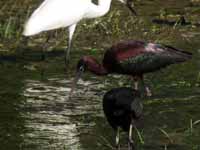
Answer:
71, 40, 192, 96
103, 87, 142, 150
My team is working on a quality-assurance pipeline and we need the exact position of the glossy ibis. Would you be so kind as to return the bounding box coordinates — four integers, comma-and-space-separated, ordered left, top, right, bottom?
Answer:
103, 87, 142, 150
71, 40, 192, 96
23, 0, 137, 65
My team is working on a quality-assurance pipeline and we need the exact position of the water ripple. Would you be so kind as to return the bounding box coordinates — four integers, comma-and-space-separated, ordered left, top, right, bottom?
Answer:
21, 77, 105, 150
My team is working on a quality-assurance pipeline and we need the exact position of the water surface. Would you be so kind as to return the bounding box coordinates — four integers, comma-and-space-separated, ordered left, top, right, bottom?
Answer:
0, 0, 200, 150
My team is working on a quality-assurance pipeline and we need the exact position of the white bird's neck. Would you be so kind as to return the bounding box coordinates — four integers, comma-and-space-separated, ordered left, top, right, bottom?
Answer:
86, 0, 112, 18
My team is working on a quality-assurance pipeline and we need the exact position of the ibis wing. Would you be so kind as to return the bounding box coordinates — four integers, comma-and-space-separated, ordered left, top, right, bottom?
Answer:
117, 43, 192, 74
103, 40, 146, 72
103, 41, 191, 74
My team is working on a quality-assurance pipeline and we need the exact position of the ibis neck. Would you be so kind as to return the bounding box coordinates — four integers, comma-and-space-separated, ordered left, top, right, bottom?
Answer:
86, 0, 112, 18
87, 59, 108, 76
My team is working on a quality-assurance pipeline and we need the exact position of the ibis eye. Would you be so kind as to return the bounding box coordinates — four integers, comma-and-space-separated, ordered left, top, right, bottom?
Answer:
79, 66, 85, 72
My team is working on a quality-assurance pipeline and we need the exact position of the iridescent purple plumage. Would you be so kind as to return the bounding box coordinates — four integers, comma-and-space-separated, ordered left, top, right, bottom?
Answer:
73, 40, 192, 96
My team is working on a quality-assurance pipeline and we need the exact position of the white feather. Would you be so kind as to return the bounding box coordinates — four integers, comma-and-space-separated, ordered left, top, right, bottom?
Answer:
23, 0, 91, 36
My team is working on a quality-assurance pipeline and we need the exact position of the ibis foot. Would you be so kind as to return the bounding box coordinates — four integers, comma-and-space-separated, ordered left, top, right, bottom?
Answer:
128, 141, 135, 150
115, 128, 120, 150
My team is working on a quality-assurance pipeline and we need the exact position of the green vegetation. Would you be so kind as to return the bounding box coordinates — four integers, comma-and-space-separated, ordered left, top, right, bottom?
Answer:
0, 0, 200, 150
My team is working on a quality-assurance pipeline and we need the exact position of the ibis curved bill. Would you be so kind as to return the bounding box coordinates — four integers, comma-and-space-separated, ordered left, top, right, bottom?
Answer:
69, 65, 85, 96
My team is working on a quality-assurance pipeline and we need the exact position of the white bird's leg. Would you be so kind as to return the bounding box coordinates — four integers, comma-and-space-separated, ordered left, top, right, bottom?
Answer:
19, 36, 28, 57
42, 32, 54, 61
65, 24, 77, 66
128, 119, 135, 150
115, 127, 120, 150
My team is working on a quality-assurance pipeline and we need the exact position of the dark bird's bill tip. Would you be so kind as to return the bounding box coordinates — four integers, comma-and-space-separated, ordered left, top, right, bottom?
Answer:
69, 65, 85, 97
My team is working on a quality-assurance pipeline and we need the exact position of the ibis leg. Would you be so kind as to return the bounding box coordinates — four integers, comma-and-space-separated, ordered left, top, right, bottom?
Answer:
145, 86, 152, 97
115, 127, 120, 150
132, 76, 139, 90
128, 119, 135, 150
65, 24, 77, 66
140, 75, 152, 97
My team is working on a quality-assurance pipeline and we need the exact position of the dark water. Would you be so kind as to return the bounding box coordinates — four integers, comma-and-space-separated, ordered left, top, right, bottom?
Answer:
0, 0, 200, 150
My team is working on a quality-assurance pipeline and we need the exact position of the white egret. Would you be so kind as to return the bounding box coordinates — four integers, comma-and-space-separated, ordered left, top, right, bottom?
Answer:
23, 0, 136, 65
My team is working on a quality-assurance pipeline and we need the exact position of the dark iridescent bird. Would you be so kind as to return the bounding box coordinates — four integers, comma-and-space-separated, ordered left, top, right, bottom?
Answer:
103, 87, 142, 150
71, 40, 192, 96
